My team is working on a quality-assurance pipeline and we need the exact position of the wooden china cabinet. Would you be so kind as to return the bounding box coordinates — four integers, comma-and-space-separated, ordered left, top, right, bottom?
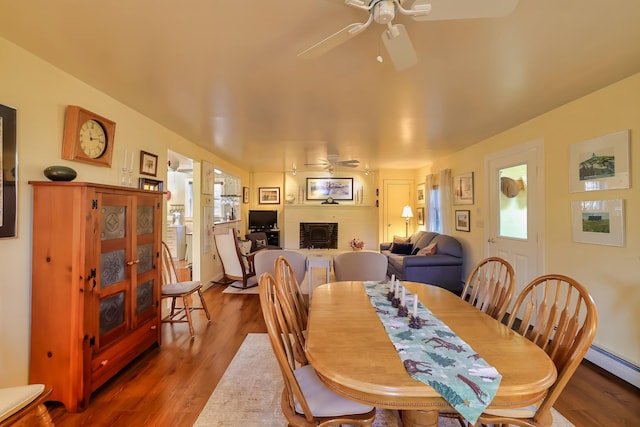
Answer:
29, 182, 163, 412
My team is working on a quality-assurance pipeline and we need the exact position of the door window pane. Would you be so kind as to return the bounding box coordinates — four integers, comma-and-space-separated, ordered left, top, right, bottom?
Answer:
499, 165, 527, 239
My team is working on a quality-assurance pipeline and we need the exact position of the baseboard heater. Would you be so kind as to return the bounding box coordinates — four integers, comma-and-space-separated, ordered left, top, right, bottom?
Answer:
585, 345, 640, 389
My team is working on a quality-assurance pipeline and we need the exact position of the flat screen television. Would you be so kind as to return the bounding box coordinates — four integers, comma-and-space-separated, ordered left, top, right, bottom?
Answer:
248, 210, 277, 230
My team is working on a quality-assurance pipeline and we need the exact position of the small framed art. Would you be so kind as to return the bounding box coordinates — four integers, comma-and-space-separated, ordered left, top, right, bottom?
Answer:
0, 103, 17, 238
138, 178, 163, 192
453, 172, 474, 205
139, 151, 158, 176
571, 199, 625, 246
417, 207, 425, 225
259, 187, 280, 204
417, 183, 425, 203
455, 210, 470, 232
243, 186, 250, 204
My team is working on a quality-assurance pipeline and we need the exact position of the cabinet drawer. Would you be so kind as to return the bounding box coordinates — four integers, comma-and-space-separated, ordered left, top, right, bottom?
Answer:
91, 319, 159, 391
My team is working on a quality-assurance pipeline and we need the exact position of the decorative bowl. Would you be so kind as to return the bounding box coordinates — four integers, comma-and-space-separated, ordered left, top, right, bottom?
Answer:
44, 165, 77, 181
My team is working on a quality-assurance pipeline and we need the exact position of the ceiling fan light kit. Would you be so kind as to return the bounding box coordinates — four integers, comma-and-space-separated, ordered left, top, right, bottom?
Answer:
299, 0, 519, 71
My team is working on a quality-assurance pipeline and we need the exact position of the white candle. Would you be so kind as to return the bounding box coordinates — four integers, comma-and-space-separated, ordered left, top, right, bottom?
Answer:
413, 295, 418, 317
401, 286, 406, 306
130, 151, 135, 171
123, 149, 128, 169
391, 274, 395, 284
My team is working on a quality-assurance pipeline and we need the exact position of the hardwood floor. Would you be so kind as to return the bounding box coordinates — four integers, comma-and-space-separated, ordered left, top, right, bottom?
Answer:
40, 284, 639, 426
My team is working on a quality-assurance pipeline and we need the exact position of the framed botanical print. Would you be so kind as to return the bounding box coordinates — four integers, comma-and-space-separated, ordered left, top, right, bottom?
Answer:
139, 151, 158, 176
453, 172, 474, 205
455, 210, 470, 232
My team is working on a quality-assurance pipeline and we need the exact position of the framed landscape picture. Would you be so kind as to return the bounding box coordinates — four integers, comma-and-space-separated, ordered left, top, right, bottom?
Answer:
139, 151, 158, 176
569, 130, 630, 192
417, 207, 425, 225
306, 178, 353, 200
571, 199, 625, 246
455, 210, 470, 232
0, 104, 17, 238
259, 187, 280, 204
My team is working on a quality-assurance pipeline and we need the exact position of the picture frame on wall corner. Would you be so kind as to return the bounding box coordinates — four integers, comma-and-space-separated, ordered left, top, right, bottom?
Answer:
416, 207, 425, 225
453, 172, 474, 205
571, 199, 625, 246
0, 103, 17, 238
259, 187, 280, 204
139, 151, 158, 177
417, 183, 425, 203
569, 129, 630, 193
201, 160, 215, 195
455, 210, 471, 232
243, 186, 249, 204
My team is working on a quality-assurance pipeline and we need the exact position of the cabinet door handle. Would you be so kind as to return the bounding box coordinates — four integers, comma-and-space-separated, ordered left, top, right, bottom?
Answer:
126, 259, 141, 266
100, 359, 109, 367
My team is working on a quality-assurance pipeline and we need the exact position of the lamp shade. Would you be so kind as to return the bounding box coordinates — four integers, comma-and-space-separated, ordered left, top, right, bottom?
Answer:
401, 205, 413, 219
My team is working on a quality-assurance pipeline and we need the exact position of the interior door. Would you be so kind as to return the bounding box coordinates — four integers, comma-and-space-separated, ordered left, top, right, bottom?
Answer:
485, 140, 544, 295
383, 179, 413, 242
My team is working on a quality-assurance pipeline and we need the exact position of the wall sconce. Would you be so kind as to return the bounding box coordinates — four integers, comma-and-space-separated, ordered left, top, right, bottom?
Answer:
291, 167, 297, 176
401, 205, 413, 237
364, 168, 369, 176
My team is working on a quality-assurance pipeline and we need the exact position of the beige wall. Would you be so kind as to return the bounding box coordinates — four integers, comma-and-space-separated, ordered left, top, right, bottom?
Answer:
430, 73, 640, 367
0, 37, 248, 386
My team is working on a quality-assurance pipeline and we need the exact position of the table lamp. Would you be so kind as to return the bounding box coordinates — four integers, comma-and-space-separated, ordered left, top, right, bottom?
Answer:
401, 205, 413, 237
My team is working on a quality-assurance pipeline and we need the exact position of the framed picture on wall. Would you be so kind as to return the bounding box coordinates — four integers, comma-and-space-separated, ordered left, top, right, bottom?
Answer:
571, 199, 624, 246
453, 172, 474, 205
243, 186, 249, 204
202, 160, 215, 195
569, 130, 630, 192
306, 178, 353, 200
139, 151, 158, 176
417, 183, 425, 203
259, 187, 280, 204
455, 210, 470, 232
0, 104, 17, 238
417, 207, 425, 225
138, 178, 163, 192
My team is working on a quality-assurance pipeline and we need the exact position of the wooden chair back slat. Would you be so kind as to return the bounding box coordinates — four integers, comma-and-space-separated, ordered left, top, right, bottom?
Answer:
461, 257, 515, 321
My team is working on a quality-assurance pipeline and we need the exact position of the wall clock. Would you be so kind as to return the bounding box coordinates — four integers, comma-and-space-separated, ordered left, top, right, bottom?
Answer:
62, 105, 116, 167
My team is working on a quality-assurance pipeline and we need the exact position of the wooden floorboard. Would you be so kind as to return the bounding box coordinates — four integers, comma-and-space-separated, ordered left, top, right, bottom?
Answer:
38, 284, 639, 426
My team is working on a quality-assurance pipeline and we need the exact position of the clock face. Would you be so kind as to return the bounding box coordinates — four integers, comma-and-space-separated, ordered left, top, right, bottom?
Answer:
79, 119, 107, 159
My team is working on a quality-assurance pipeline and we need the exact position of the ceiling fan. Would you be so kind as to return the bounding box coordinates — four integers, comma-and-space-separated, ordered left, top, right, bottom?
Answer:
298, 0, 520, 71
304, 154, 360, 171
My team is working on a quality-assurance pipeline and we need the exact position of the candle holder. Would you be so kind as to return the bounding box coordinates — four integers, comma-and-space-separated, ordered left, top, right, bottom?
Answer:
128, 168, 134, 187
121, 168, 129, 186
409, 315, 423, 329
386, 289, 395, 301
391, 296, 400, 308
397, 304, 409, 317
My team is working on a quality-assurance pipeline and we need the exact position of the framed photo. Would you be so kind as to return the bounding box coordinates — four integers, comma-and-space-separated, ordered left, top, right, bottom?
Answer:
201, 160, 215, 195
243, 186, 249, 204
453, 172, 474, 205
139, 151, 158, 176
259, 187, 280, 204
417, 183, 425, 203
306, 178, 353, 200
416, 207, 425, 225
138, 178, 164, 192
0, 104, 17, 238
455, 210, 471, 232
571, 199, 625, 246
569, 130, 630, 192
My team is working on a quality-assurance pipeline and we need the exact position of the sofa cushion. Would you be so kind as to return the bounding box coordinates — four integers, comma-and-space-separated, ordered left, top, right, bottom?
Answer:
390, 242, 413, 255
431, 235, 462, 258
416, 242, 437, 256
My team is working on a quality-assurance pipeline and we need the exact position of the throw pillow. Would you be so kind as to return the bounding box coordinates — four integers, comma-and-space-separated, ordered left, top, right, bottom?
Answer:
256, 239, 267, 249
390, 242, 413, 255
239, 240, 252, 255
393, 235, 411, 243
416, 242, 437, 256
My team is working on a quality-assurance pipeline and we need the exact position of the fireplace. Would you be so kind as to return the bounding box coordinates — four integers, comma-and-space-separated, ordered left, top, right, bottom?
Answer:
299, 222, 338, 249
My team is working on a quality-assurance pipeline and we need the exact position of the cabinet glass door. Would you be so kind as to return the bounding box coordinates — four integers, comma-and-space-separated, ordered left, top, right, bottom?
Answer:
134, 195, 159, 326
97, 193, 133, 350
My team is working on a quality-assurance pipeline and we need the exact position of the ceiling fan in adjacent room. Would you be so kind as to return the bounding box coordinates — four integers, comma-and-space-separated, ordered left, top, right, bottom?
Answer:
298, 0, 520, 71
304, 154, 360, 174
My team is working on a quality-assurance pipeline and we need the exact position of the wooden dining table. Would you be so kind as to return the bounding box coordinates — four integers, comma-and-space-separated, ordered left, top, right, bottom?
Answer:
305, 281, 557, 427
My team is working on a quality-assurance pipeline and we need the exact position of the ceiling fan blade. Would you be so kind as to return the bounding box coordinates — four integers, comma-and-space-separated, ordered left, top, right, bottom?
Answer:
335, 160, 360, 167
298, 22, 368, 59
382, 24, 417, 71
410, 0, 519, 21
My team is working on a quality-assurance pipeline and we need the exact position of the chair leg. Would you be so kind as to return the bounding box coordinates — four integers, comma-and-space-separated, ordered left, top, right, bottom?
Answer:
34, 403, 54, 427
182, 295, 195, 338
197, 289, 211, 321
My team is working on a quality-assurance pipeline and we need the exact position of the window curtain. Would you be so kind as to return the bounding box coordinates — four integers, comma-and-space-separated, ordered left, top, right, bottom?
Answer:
439, 168, 452, 233
424, 174, 436, 232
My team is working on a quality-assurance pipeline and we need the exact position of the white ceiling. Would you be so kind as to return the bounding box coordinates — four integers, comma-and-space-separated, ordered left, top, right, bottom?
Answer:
1, 1, 639, 173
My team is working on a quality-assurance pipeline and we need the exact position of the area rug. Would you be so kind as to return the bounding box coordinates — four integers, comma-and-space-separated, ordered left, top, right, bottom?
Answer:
194, 334, 574, 427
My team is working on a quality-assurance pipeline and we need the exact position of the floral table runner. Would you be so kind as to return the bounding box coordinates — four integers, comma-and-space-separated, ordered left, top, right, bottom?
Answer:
363, 281, 502, 424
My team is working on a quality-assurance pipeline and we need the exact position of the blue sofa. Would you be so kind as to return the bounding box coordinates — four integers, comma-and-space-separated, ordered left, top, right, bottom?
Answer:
379, 231, 463, 293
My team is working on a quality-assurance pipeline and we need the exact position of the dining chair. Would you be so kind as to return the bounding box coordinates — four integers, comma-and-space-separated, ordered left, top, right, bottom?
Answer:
0, 384, 53, 427
161, 241, 211, 338
460, 257, 515, 322
333, 251, 388, 281
258, 272, 377, 426
255, 250, 307, 286
474, 274, 598, 427
213, 227, 259, 288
